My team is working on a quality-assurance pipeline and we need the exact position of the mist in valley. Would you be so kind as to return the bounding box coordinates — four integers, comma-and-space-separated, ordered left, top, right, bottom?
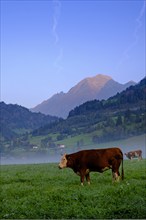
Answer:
1, 134, 145, 165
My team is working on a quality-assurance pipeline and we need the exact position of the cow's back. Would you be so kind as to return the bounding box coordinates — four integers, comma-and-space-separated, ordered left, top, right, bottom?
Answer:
75, 147, 123, 170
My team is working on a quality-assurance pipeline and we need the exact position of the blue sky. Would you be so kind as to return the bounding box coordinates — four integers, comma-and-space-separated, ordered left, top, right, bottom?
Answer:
1, 0, 145, 108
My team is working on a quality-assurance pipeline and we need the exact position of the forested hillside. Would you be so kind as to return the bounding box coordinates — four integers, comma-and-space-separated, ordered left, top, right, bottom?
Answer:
0, 102, 59, 141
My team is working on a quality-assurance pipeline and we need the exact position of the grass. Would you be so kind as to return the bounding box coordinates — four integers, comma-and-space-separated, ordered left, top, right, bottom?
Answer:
55, 133, 92, 146
1, 159, 146, 219
55, 133, 146, 149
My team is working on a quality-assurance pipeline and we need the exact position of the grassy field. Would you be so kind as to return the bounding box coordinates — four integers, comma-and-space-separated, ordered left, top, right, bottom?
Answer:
1, 159, 146, 219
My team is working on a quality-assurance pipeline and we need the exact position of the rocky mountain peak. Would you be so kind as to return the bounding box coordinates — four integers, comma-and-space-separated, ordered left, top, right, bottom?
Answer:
31, 74, 136, 118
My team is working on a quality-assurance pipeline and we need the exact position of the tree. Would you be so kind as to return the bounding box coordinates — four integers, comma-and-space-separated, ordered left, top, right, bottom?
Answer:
116, 115, 123, 126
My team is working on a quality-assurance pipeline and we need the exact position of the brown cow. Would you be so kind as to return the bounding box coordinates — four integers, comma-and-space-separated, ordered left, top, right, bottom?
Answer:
58, 147, 124, 185
125, 150, 142, 160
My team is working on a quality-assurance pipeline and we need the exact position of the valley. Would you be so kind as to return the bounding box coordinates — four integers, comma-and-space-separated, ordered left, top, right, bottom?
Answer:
1, 77, 145, 163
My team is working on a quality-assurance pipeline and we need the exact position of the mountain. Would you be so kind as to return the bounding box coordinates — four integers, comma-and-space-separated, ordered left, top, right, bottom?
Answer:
0, 102, 59, 141
68, 77, 146, 117
32, 77, 145, 141
31, 74, 136, 118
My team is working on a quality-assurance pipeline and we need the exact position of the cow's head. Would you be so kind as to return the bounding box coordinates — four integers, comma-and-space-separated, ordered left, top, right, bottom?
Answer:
58, 154, 68, 169
125, 152, 131, 159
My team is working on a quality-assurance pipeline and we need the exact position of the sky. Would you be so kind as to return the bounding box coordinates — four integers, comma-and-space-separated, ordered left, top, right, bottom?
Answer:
1, 0, 145, 108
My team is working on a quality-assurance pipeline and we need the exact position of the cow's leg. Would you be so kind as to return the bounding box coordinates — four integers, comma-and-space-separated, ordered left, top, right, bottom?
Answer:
140, 153, 142, 160
112, 172, 120, 182
112, 172, 116, 182
80, 170, 85, 186
85, 173, 90, 185
80, 169, 89, 186
80, 175, 85, 186
112, 158, 121, 182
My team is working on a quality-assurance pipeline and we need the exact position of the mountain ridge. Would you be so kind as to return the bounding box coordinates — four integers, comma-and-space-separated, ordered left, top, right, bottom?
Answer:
31, 74, 136, 118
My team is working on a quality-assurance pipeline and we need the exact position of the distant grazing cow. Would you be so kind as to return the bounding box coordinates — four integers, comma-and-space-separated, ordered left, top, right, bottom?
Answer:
58, 147, 124, 185
125, 150, 142, 160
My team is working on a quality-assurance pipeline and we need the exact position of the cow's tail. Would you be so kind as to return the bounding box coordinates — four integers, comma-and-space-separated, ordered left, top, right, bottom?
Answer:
121, 156, 124, 180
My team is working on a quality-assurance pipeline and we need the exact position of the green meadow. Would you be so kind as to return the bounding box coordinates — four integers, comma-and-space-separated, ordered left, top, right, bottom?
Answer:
1, 159, 146, 219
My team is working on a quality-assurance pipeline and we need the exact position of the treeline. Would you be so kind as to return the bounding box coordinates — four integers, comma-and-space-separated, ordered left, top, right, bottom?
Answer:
32, 108, 145, 140
0, 102, 59, 141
